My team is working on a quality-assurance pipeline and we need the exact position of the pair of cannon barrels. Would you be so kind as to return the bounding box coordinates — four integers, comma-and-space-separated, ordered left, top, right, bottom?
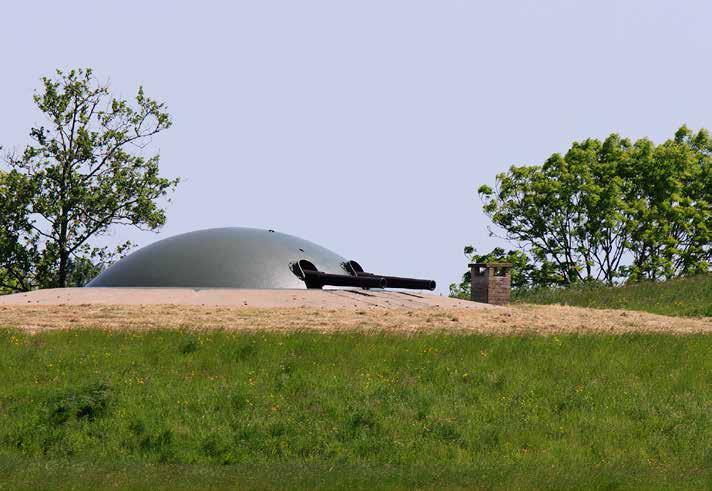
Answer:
293, 259, 436, 291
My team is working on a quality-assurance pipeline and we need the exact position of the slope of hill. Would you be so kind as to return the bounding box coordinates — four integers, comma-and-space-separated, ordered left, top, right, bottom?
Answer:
1, 329, 711, 490
514, 274, 712, 317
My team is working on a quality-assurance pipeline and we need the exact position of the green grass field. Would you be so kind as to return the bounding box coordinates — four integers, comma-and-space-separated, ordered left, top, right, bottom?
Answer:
1, 329, 711, 490
514, 274, 712, 317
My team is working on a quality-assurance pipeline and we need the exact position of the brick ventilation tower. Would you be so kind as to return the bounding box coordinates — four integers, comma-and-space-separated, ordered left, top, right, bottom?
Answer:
469, 263, 512, 305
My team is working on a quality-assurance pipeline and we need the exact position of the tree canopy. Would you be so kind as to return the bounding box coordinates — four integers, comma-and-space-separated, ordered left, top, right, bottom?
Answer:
454, 126, 711, 295
0, 68, 178, 292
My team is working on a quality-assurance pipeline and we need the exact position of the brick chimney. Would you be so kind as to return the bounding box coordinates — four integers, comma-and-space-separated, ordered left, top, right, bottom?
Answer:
469, 262, 512, 305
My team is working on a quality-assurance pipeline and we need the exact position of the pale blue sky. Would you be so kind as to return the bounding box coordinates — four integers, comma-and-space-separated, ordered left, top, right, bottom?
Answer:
2, 1, 711, 292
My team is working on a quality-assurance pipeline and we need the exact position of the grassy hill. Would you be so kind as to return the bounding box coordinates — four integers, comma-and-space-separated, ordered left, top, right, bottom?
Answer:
1, 329, 711, 490
514, 274, 712, 317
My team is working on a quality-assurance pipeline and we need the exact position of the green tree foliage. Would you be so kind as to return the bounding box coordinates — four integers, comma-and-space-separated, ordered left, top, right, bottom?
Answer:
472, 127, 710, 291
0, 171, 36, 292
0, 68, 178, 291
622, 127, 711, 280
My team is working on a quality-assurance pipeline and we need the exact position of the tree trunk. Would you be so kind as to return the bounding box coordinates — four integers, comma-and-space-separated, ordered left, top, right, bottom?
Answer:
57, 209, 69, 288
57, 252, 68, 287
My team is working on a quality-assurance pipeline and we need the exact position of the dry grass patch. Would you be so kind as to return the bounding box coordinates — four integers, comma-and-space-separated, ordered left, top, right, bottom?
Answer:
0, 303, 709, 335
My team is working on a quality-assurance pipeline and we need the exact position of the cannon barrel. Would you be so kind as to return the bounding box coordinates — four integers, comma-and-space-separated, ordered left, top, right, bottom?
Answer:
378, 275, 435, 290
343, 260, 436, 290
356, 272, 435, 290
293, 259, 434, 290
302, 270, 386, 289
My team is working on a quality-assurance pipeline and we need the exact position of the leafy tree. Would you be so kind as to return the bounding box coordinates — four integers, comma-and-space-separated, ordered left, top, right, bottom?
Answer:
622, 126, 711, 280
471, 126, 710, 291
0, 68, 178, 291
0, 171, 36, 292
478, 135, 631, 285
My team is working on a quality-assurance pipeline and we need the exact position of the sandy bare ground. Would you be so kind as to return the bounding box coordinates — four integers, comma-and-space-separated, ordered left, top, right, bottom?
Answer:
0, 288, 709, 335
0, 288, 488, 309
